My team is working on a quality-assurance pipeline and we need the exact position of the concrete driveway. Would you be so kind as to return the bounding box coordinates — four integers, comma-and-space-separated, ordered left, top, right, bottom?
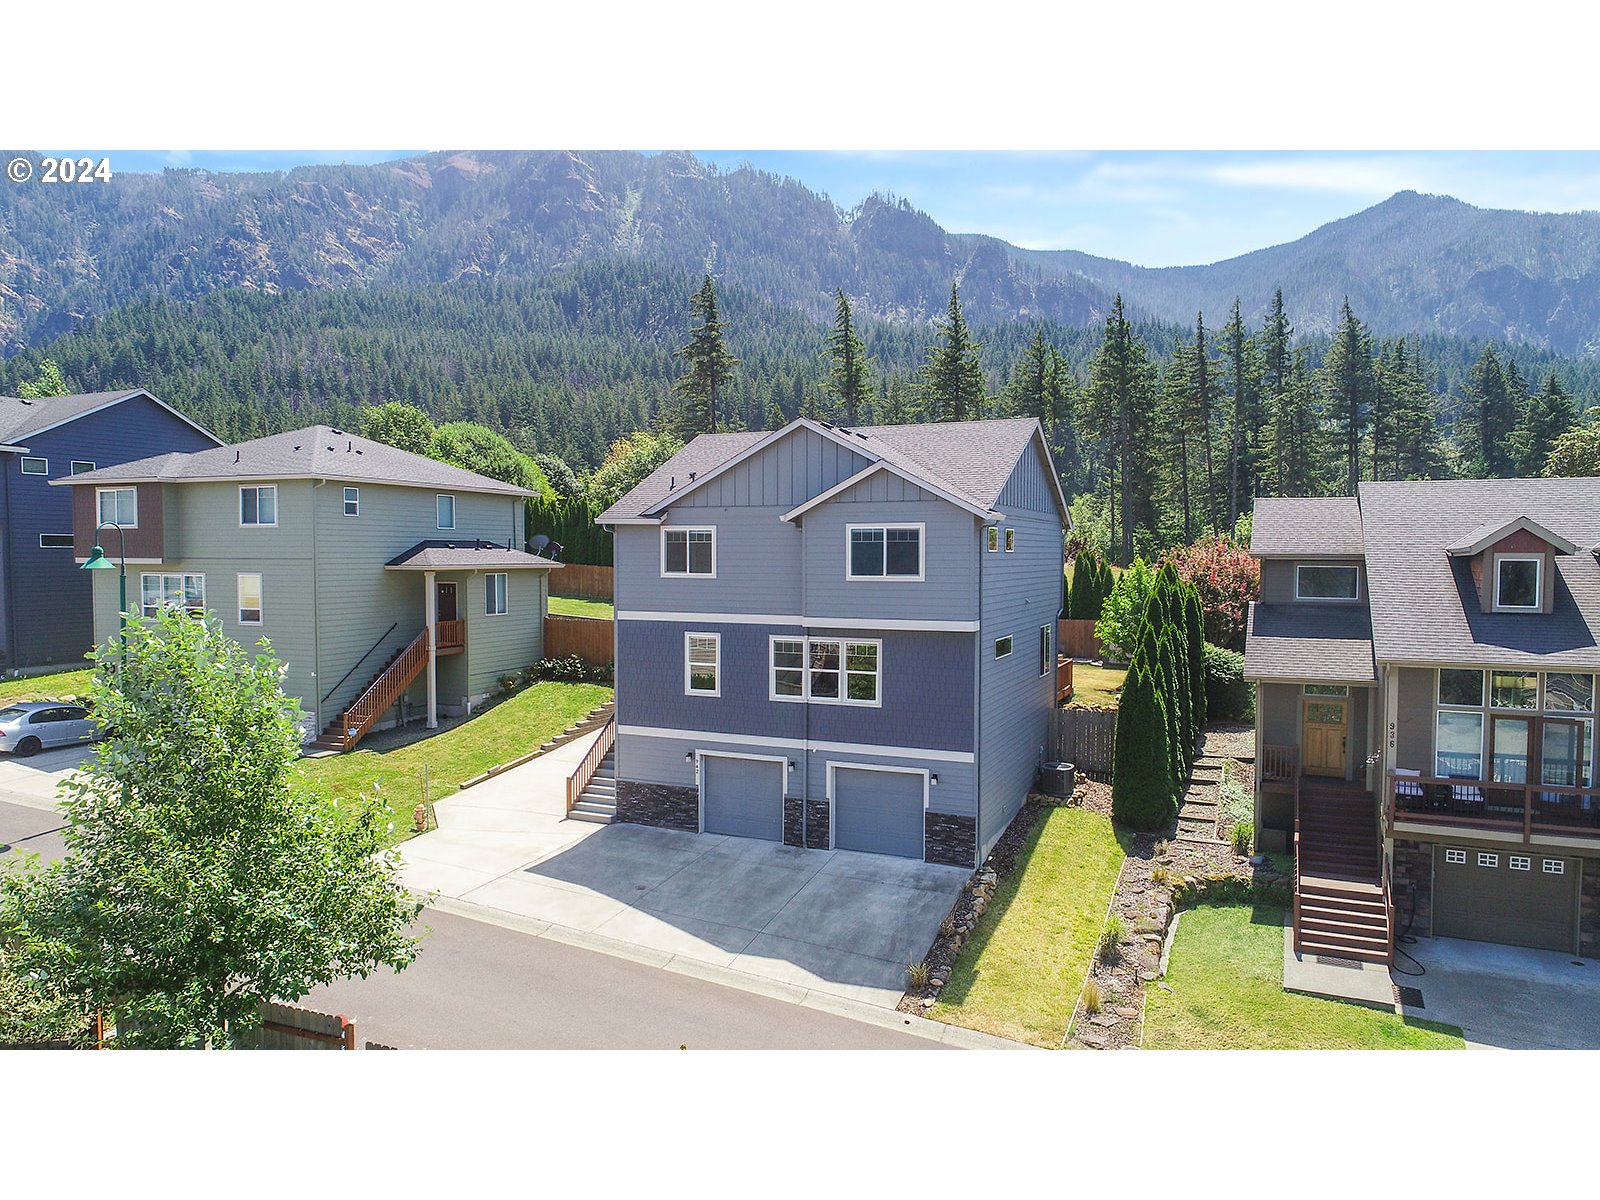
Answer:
1395, 937, 1600, 1049
0, 744, 94, 812
400, 730, 968, 1008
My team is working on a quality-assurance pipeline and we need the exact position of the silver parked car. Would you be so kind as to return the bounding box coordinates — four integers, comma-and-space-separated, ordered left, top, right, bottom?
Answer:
0, 702, 102, 757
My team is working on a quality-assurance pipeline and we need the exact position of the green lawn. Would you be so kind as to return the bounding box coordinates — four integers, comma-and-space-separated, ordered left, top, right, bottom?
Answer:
0, 667, 95, 704
1068, 662, 1125, 708
1143, 905, 1463, 1049
299, 681, 612, 843
929, 807, 1128, 1047
547, 596, 615, 620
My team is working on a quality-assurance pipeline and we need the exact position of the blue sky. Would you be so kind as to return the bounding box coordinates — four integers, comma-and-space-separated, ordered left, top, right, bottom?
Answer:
93, 150, 1600, 268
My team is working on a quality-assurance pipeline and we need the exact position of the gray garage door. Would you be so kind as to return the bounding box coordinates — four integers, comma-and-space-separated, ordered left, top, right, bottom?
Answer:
833, 766, 925, 859
1433, 846, 1576, 952
701, 754, 784, 841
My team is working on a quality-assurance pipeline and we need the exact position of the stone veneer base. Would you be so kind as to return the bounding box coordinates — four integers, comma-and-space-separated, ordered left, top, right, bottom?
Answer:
616, 781, 698, 833
804, 799, 831, 850
925, 812, 976, 868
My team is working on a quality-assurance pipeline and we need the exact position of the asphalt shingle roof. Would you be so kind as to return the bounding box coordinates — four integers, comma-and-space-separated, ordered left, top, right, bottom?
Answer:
0, 390, 166, 445
1359, 478, 1600, 669
57, 425, 534, 497
385, 540, 563, 570
1244, 602, 1376, 683
1250, 496, 1365, 557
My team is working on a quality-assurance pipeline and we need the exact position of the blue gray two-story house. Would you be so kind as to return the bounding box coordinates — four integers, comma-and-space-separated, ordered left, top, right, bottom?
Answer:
597, 416, 1070, 868
0, 389, 221, 673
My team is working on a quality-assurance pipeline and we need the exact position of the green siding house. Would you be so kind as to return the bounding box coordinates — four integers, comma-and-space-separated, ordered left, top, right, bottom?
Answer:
58, 426, 560, 748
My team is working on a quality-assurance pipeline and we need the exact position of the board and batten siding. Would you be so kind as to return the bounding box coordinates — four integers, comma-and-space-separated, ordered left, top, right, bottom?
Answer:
8, 394, 216, 670
977, 439, 1065, 857
673, 425, 871, 510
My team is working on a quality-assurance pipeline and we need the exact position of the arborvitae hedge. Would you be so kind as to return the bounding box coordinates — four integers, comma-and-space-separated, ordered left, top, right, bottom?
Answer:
1069, 548, 1113, 620
1184, 586, 1208, 747
527, 498, 613, 565
1111, 656, 1176, 831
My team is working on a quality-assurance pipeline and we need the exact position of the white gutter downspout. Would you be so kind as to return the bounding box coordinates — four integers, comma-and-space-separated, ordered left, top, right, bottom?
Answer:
425, 569, 438, 729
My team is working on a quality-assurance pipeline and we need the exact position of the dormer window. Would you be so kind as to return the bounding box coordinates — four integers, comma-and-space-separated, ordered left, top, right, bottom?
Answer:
1494, 554, 1541, 612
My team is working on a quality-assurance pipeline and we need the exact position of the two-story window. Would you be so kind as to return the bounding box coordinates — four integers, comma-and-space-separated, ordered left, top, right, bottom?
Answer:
1493, 555, 1542, 611
240, 485, 277, 527
1435, 667, 1595, 786
685, 633, 720, 696
661, 527, 715, 577
437, 494, 456, 530
238, 573, 264, 625
770, 636, 881, 705
485, 572, 508, 616
846, 523, 923, 580
1295, 564, 1359, 601
96, 487, 138, 528
141, 573, 205, 617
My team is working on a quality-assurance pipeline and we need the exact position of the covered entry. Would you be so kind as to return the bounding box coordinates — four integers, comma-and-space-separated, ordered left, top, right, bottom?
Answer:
830, 764, 926, 859
700, 753, 784, 841
1434, 846, 1577, 952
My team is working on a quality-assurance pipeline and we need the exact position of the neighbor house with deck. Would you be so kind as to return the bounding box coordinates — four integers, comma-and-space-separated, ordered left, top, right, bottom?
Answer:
595, 415, 1069, 868
1245, 479, 1600, 963
0, 389, 220, 674
58, 425, 559, 748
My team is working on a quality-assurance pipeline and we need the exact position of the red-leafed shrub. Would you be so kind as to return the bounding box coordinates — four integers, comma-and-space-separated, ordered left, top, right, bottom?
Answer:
1159, 536, 1260, 651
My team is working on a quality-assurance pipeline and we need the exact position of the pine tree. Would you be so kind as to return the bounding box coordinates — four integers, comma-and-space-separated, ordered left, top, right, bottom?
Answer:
1189, 313, 1223, 532
1321, 297, 1379, 495
1008, 327, 1055, 425
823, 289, 873, 425
1260, 289, 1320, 497
1082, 295, 1160, 564
1374, 337, 1444, 480
1459, 345, 1519, 478
669, 274, 738, 439
1046, 345, 1083, 492
1222, 298, 1262, 525
1512, 372, 1577, 475
1159, 342, 1199, 543
921, 283, 985, 422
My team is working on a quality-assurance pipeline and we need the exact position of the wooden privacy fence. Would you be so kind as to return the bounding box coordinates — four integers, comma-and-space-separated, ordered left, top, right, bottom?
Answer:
1050, 706, 1117, 778
243, 1001, 358, 1050
545, 614, 614, 666
551, 563, 614, 600
1058, 618, 1103, 661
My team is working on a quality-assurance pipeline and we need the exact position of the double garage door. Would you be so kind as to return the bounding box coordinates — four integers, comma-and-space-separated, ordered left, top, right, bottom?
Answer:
698, 754, 925, 859
1433, 846, 1577, 953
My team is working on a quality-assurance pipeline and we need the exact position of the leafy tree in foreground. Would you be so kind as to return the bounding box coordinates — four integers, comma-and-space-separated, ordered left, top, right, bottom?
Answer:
1158, 534, 1261, 651
670, 274, 738, 439
16, 357, 68, 398
1095, 556, 1155, 661
0, 609, 422, 1048
1542, 409, 1600, 477
359, 400, 436, 456
433, 420, 552, 499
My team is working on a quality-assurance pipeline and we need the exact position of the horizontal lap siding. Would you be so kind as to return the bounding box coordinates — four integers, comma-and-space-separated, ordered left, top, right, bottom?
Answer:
464, 569, 546, 701
978, 442, 1065, 857
614, 510, 802, 615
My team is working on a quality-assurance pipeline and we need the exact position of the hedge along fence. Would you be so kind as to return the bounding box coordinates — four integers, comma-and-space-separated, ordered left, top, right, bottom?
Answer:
528, 497, 612, 566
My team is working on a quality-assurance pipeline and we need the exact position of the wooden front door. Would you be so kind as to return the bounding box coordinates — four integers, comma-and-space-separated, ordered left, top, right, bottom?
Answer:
1302, 697, 1348, 777
436, 581, 458, 622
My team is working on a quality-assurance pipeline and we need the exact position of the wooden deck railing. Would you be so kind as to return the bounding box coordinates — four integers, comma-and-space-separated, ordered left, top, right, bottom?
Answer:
1389, 772, 1600, 842
566, 717, 616, 816
436, 619, 465, 651
1056, 655, 1074, 703
1261, 742, 1299, 785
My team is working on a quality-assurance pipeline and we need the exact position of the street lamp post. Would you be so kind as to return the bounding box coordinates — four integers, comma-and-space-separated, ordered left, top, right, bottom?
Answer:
81, 521, 128, 665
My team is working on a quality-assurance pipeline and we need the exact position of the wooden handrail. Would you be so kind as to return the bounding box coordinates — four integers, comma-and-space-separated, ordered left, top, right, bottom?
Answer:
337, 628, 430, 748
566, 717, 616, 815
1390, 772, 1600, 841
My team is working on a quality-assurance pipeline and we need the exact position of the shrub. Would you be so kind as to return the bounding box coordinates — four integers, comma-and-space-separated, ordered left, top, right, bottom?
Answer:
1159, 535, 1260, 651
527, 496, 613, 566
1095, 558, 1154, 661
1082, 979, 1103, 1015
1150, 864, 1169, 887
1069, 547, 1114, 620
1203, 643, 1254, 721
1112, 658, 1176, 831
498, 673, 521, 696
1232, 821, 1255, 856
0, 948, 89, 1048
1097, 915, 1125, 964
1184, 587, 1207, 742
1218, 777, 1253, 826
906, 960, 931, 989
525, 656, 613, 686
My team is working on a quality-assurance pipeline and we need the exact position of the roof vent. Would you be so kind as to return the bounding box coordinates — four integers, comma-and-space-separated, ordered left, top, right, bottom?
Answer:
669, 475, 675, 490
347, 441, 353, 452
18, 398, 32, 406
330, 427, 343, 436
688, 471, 697, 482
234, 450, 241, 463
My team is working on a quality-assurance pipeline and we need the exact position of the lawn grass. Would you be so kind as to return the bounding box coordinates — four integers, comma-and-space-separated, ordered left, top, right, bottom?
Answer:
1068, 662, 1126, 708
0, 667, 95, 704
1142, 904, 1463, 1050
547, 596, 614, 620
929, 807, 1128, 1047
299, 680, 612, 843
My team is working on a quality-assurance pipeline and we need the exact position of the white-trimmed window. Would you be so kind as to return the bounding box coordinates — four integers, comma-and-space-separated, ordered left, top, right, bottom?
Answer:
1477, 852, 1499, 868
1543, 858, 1566, 875
685, 633, 720, 696
38, 534, 74, 549
1004, 528, 1016, 553
1509, 855, 1531, 871
846, 523, 924, 580
995, 635, 1014, 659
140, 573, 205, 617
661, 527, 715, 577
19, 457, 47, 476
96, 487, 138, 528
70, 460, 96, 475
1039, 624, 1051, 677
237, 573, 263, 625
986, 526, 999, 552
436, 494, 456, 530
769, 636, 881, 706
485, 572, 508, 616
1494, 554, 1541, 611
240, 485, 277, 527
343, 487, 359, 516
1295, 564, 1359, 601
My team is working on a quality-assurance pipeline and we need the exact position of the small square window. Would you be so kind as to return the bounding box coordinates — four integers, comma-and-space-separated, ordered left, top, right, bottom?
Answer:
1438, 669, 1485, 707
436, 494, 456, 530
343, 487, 359, 516
1004, 528, 1015, 553
70, 460, 96, 475
1476, 852, 1499, 868
995, 636, 1013, 659
1494, 555, 1541, 611
96, 487, 138, 528
1444, 848, 1466, 864
19, 457, 47, 475
240, 485, 278, 527
1509, 855, 1531, 871
1543, 859, 1566, 875
663, 527, 715, 576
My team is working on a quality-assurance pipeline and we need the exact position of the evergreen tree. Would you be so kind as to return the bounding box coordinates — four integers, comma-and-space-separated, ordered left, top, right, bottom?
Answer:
1046, 345, 1083, 492
1189, 313, 1223, 532
1511, 372, 1576, 475
1008, 327, 1055, 425
1222, 298, 1262, 525
823, 290, 873, 426
670, 274, 738, 439
1321, 297, 1379, 495
1160, 340, 1199, 543
1184, 585, 1208, 748
1111, 656, 1175, 832
1082, 295, 1160, 564
1260, 291, 1321, 497
1458, 345, 1519, 477
920, 283, 985, 422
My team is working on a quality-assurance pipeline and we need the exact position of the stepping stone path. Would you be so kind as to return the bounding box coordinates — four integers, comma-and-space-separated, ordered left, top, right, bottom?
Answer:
1175, 755, 1226, 843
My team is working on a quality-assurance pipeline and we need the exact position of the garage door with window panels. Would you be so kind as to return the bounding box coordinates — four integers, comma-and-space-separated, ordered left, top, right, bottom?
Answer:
1434, 845, 1576, 952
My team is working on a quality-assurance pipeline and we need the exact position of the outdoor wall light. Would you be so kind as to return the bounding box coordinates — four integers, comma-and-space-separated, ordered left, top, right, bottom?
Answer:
684, 751, 693, 763
788, 760, 796, 771
930, 773, 939, 786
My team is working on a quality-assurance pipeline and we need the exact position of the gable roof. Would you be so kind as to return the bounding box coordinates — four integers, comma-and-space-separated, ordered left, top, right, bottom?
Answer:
54, 425, 534, 497
1359, 478, 1600, 669
599, 416, 1065, 525
1444, 515, 1579, 557
0, 389, 221, 451
385, 540, 563, 571
1250, 496, 1365, 558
